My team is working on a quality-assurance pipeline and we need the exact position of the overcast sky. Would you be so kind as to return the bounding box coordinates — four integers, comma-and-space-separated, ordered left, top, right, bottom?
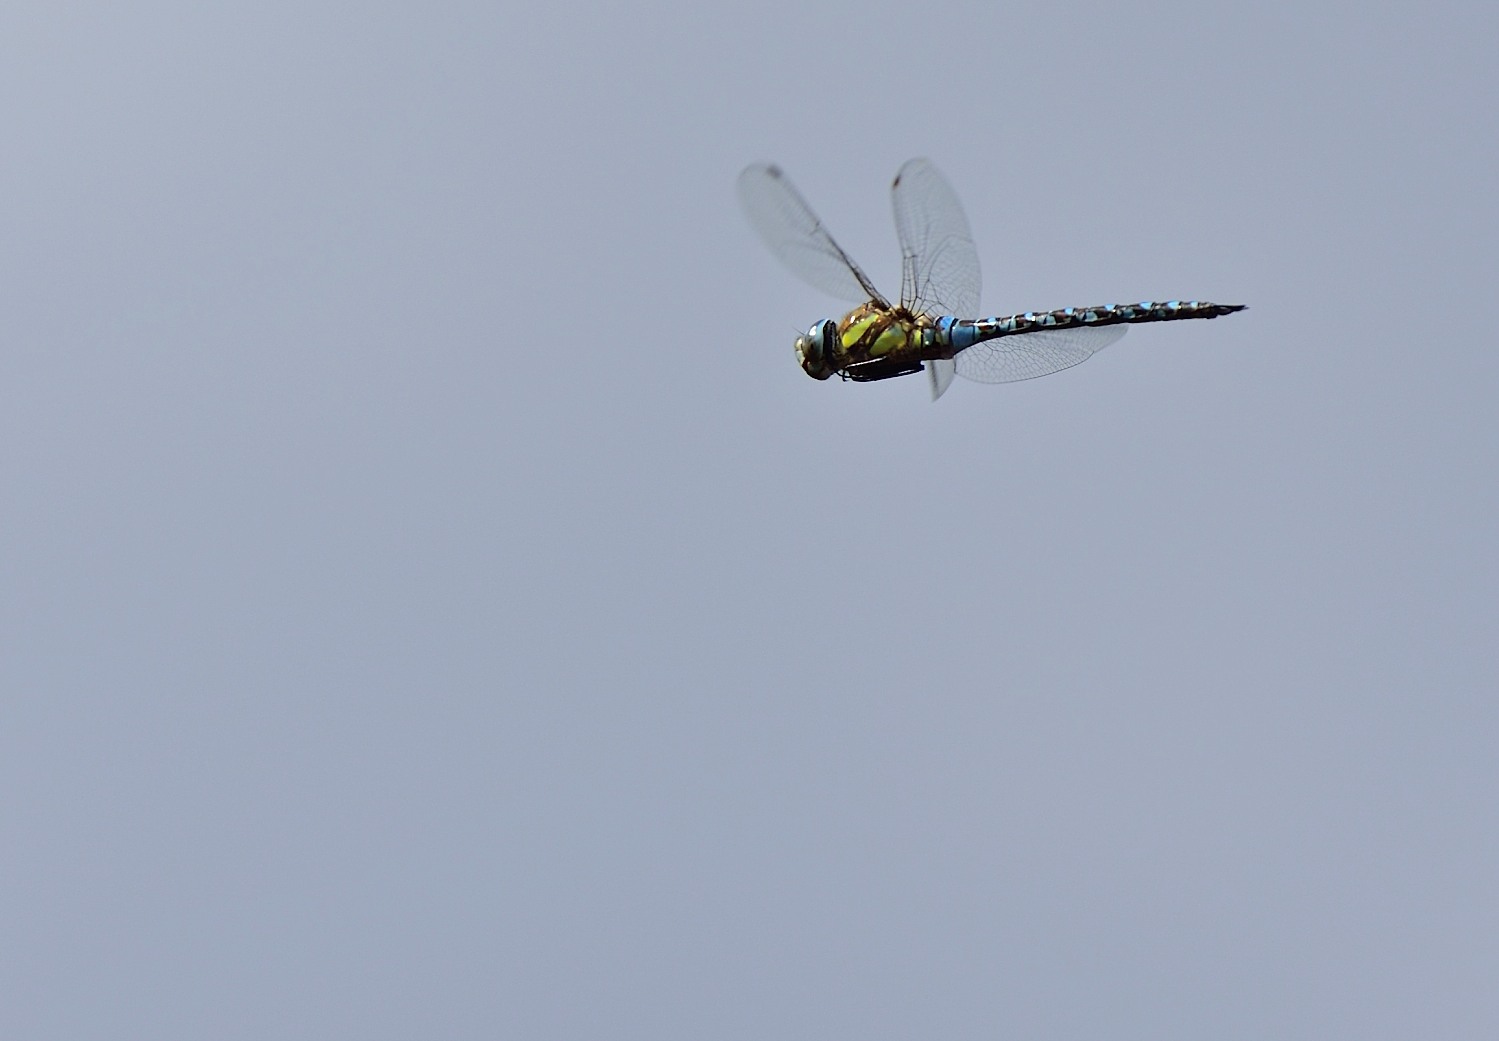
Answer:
2, 1, 1496, 1038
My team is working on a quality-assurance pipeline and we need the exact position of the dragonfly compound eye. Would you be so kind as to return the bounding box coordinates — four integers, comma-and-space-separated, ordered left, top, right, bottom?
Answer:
794, 319, 837, 380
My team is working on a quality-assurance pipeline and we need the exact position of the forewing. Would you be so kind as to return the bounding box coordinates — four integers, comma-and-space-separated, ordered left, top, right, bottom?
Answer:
954, 326, 1128, 384
891, 158, 980, 320
738, 164, 889, 307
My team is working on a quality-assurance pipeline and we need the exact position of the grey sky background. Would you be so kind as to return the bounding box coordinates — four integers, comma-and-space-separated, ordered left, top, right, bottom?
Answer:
2, 0, 1495, 1037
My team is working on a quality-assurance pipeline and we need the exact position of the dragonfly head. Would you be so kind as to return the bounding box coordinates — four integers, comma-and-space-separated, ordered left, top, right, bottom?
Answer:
794, 319, 838, 380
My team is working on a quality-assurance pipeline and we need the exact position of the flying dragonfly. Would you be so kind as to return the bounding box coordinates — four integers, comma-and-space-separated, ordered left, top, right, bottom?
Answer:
737, 159, 1244, 401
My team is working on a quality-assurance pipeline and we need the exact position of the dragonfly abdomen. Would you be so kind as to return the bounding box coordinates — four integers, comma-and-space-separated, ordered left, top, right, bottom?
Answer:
936, 300, 1245, 351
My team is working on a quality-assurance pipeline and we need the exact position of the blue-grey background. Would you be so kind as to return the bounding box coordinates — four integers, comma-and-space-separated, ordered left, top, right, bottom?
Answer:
3, 1, 1495, 1037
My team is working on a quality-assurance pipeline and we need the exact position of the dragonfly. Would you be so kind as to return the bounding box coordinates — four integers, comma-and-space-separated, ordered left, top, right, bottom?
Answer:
737, 158, 1245, 401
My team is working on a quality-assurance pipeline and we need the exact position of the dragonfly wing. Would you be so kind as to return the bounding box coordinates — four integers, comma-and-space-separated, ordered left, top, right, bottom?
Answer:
738, 164, 889, 307
928, 358, 956, 400
954, 326, 1128, 384
891, 158, 981, 320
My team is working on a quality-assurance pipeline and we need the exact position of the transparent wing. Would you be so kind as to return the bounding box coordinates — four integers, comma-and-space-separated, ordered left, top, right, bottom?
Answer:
738, 164, 889, 308
955, 326, 1128, 384
891, 158, 980, 320
928, 358, 956, 400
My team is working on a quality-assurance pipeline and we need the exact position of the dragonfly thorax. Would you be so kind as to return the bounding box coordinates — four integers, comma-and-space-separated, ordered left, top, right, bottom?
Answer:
794, 303, 936, 382
825, 302, 932, 381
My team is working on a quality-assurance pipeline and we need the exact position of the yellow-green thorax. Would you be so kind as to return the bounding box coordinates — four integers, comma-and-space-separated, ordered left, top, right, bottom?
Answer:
834, 302, 929, 371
